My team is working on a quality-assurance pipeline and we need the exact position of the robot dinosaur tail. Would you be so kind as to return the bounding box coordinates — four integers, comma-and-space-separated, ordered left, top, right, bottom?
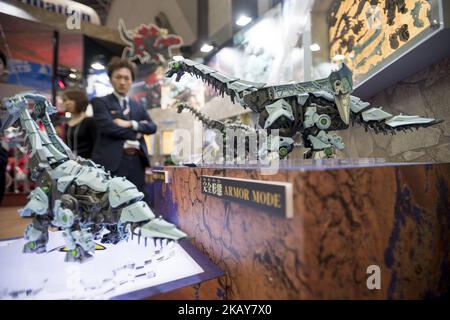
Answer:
175, 102, 257, 133
349, 95, 444, 134
175, 102, 225, 131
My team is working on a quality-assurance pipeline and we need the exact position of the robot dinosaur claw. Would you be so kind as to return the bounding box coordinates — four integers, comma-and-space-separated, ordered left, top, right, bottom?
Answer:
112, 177, 188, 243
140, 217, 188, 240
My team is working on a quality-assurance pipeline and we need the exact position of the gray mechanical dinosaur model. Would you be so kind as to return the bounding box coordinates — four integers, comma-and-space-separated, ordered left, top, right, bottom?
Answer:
0, 93, 187, 262
175, 102, 259, 161
174, 102, 255, 134
166, 58, 442, 159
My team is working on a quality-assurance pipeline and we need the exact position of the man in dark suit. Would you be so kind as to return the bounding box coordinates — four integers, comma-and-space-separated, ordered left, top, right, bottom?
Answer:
0, 141, 8, 205
92, 57, 156, 203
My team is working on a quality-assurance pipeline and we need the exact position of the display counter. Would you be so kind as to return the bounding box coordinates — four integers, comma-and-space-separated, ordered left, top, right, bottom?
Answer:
149, 161, 450, 299
0, 232, 223, 300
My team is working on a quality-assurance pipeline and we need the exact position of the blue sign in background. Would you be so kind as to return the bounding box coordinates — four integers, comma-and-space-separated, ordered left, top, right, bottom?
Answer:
7, 59, 52, 92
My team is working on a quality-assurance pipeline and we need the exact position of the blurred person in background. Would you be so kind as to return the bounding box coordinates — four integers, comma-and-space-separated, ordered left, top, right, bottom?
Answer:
0, 51, 9, 82
91, 57, 156, 204
62, 89, 97, 159
0, 139, 12, 205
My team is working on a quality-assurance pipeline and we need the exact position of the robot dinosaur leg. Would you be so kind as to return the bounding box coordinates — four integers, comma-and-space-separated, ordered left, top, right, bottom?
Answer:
21, 187, 51, 253
101, 223, 128, 245
258, 99, 297, 159
262, 134, 295, 159
301, 102, 346, 159
52, 199, 95, 262
20, 187, 49, 217
304, 130, 345, 159
23, 216, 50, 253
62, 228, 96, 263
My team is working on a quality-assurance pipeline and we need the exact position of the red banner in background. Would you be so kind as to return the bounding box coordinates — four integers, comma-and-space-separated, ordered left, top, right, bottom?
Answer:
0, 14, 83, 69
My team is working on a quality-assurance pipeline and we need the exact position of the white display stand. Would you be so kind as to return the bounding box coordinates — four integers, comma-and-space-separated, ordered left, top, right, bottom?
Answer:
0, 231, 221, 300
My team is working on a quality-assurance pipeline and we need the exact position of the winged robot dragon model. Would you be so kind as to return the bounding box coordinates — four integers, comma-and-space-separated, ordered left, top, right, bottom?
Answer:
166, 59, 442, 159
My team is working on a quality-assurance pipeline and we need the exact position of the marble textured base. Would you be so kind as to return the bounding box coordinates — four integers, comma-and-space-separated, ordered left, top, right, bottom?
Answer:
151, 162, 450, 299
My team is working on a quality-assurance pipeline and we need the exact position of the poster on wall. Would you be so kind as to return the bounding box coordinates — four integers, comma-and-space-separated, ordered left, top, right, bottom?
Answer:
118, 19, 184, 109
119, 19, 183, 66
6, 59, 52, 92
328, 0, 433, 83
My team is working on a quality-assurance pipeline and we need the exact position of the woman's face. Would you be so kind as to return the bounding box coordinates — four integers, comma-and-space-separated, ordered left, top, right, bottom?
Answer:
62, 96, 77, 114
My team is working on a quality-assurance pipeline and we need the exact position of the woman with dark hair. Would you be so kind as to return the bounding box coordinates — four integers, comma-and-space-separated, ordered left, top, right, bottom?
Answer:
0, 50, 8, 82
0, 142, 8, 204
62, 89, 97, 159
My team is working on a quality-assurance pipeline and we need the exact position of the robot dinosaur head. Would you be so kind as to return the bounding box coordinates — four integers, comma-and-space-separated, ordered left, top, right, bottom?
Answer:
0, 95, 27, 132
165, 60, 185, 81
329, 63, 353, 125
0, 94, 56, 132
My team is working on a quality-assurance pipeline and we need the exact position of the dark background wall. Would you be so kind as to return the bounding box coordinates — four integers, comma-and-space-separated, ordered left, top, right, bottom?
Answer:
348, 56, 450, 162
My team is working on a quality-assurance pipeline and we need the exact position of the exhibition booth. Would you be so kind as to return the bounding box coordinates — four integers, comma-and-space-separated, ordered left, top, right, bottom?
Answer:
0, 0, 449, 300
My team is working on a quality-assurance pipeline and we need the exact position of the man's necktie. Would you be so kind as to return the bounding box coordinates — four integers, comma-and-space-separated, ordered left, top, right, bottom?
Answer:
122, 99, 130, 119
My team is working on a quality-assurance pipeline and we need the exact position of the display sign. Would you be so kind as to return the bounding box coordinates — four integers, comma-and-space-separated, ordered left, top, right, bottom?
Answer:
201, 175, 293, 218
7, 59, 52, 91
17, 0, 101, 25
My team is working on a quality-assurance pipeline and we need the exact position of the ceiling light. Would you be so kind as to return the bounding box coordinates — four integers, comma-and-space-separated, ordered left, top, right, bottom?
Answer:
333, 54, 346, 61
310, 43, 321, 52
90, 62, 105, 70
200, 43, 214, 53
236, 15, 252, 27
69, 73, 77, 79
